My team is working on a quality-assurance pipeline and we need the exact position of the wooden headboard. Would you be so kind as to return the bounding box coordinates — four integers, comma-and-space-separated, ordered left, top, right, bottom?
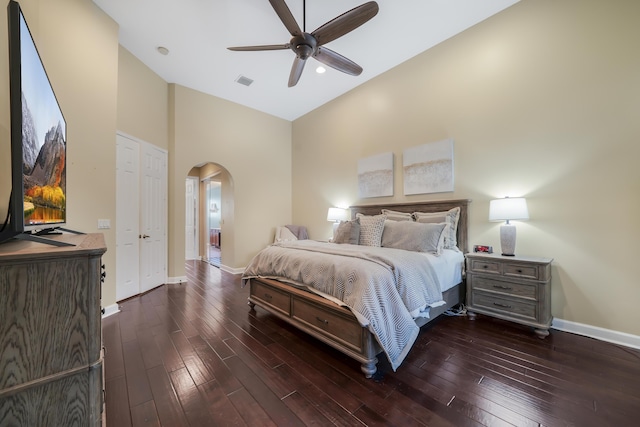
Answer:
349, 199, 471, 253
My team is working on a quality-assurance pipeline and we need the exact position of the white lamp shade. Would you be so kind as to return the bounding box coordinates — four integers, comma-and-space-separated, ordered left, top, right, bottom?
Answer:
489, 198, 529, 222
327, 207, 349, 222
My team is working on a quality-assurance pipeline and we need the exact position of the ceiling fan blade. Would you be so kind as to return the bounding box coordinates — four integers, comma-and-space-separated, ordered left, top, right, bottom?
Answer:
312, 1, 379, 46
288, 57, 307, 87
227, 44, 289, 52
269, 0, 302, 37
314, 47, 362, 76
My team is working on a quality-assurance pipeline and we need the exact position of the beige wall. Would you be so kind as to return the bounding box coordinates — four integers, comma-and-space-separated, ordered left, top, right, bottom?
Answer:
117, 46, 169, 151
292, 0, 640, 335
169, 84, 292, 276
0, 0, 119, 305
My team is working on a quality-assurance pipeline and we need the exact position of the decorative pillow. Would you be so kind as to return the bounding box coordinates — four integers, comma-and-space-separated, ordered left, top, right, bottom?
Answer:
381, 220, 447, 255
274, 226, 298, 243
332, 219, 360, 245
355, 213, 386, 247
413, 207, 460, 250
381, 209, 414, 222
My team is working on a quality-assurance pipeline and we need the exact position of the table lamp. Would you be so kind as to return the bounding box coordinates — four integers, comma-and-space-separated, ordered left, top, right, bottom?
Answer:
489, 197, 529, 256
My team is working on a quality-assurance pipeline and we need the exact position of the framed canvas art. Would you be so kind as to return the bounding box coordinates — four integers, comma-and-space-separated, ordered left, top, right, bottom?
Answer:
403, 139, 454, 195
358, 152, 393, 198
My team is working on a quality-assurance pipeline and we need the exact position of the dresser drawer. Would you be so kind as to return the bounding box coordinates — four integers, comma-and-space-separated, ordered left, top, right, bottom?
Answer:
292, 297, 363, 352
250, 280, 291, 316
471, 291, 537, 321
469, 259, 501, 274
503, 263, 539, 280
470, 275, 537, 300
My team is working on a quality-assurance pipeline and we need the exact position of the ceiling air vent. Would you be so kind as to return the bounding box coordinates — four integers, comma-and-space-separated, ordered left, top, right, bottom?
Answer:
235, 75, 254, 86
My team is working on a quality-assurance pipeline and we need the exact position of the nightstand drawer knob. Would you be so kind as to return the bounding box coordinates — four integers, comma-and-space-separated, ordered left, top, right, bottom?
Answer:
493, 284, 512, 290
516, 269, 523, 273
493, 302, 512, 309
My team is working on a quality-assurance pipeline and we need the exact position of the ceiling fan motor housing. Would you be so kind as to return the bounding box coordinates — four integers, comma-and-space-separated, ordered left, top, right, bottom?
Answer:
291, 33, 317, 59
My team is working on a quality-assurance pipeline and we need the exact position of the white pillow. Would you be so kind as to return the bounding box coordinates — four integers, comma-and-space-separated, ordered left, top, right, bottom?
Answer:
381, 209, 414, 222
274, 226, 298, 243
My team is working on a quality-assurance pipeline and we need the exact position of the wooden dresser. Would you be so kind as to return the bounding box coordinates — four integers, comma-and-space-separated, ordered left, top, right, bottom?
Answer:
0, 233, 106, 426
466, 253, 553, 338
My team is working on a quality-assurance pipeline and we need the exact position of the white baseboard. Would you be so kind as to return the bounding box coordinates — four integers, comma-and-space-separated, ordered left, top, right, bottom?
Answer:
552, 318, 640, 350
101, 303, 120, 319
220, 264, 245, 275
167, 276, 187, 284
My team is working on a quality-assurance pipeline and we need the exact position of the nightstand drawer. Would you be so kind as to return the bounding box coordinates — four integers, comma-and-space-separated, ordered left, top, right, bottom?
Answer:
251, 280, 291, 316
469, 259, 501, 274
471, 276, 537, 300
471, 292, 537, 321
503, 263, 539, 280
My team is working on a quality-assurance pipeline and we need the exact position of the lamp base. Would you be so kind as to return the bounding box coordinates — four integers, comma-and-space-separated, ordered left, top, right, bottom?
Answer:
500, 224, 517, 256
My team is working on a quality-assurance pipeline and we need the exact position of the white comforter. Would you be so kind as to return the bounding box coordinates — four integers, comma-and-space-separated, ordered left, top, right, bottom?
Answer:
242, 240, 445, 371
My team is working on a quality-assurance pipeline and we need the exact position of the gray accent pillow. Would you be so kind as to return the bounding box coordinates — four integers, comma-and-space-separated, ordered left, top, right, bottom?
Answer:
381, 220, 447, 255
413, 207, 460, 250
356, 213, 386, 247
332, 220, 360, 244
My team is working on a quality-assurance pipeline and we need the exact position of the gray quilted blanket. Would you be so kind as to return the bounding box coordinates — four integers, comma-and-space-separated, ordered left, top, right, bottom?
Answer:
242, 240, 445, 371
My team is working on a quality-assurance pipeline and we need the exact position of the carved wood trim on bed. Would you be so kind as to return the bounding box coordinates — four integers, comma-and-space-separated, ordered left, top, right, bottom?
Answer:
247, 199, 471, 378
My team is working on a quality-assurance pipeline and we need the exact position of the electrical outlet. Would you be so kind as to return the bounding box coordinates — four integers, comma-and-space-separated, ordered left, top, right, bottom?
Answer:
98, 219, 111, 229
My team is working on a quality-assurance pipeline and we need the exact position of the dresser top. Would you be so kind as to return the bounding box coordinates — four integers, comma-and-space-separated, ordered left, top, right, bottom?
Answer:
466, 252, 553, 264
0, 233, 106, 262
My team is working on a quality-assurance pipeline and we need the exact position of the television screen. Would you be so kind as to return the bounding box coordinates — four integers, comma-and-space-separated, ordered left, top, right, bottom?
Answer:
17, 5, 67, 230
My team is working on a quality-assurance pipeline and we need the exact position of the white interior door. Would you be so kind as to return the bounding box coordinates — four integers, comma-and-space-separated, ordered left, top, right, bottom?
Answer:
116, 133, 167, 301
139, 143, 167, 294
185, 177, 198, 260
116, 135, 140, 301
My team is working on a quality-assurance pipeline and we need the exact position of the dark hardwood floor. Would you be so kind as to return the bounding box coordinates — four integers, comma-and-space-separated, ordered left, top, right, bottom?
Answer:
103, 260, 640, 426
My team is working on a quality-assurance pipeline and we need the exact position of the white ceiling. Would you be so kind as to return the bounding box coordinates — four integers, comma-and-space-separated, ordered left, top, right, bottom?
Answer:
92, 0, 519, 121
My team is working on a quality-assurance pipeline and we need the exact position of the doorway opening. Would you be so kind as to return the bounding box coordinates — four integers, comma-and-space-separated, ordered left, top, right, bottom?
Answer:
185, 162, 233, 270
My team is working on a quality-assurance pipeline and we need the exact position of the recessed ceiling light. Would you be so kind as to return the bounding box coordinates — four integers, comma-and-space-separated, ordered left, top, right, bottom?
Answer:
316, 66, 326, 74
157, 46, 169, 56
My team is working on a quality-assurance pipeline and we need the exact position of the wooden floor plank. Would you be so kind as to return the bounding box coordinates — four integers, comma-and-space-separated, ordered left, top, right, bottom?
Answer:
105, 376, 132, 427
121, 339, 154, 408
145, 365, 190, 427
197, 379, 248, 426
130, 400, 160, 427
103, 260, 640, 426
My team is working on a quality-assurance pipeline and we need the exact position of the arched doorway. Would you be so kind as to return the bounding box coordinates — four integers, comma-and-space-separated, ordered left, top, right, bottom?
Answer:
185, 162, 233, 269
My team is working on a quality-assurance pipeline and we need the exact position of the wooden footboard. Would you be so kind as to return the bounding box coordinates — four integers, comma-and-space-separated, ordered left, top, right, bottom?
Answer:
248, 276, 464, 377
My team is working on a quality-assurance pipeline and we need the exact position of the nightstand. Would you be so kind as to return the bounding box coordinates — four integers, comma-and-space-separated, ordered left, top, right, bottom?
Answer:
466, 253, 553, 338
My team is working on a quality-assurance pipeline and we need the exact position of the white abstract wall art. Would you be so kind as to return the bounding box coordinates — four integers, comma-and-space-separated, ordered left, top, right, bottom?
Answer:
358, 152, 394, 198
403, 138, 454, 195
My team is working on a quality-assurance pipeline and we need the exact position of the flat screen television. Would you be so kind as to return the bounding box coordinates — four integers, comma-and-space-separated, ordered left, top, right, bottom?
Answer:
1, 0, 74, 246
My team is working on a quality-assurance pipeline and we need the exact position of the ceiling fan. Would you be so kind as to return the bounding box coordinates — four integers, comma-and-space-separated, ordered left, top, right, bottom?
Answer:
228, 0, 379, 87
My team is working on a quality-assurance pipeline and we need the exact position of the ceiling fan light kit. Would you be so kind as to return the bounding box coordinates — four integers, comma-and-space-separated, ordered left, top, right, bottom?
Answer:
228, 0, 379, 87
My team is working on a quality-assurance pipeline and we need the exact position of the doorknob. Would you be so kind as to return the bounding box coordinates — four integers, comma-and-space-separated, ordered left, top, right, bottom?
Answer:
139, 234, 150, 239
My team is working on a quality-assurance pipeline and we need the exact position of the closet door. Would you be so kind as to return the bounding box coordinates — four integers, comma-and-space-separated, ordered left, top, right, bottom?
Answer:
139, 143, 167, 294
116, 134, 140, 301
116, 133, 167, 300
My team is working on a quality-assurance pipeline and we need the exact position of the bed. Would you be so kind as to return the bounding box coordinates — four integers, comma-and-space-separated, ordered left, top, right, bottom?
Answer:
242, 199, 470, 377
